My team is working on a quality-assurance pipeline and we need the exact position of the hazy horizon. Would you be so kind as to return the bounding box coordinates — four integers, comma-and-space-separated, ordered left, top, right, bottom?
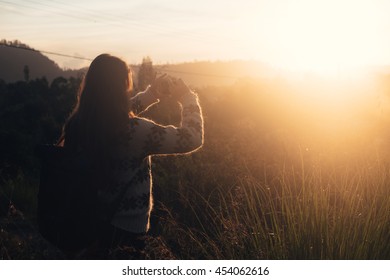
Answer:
2, 0, 390, 76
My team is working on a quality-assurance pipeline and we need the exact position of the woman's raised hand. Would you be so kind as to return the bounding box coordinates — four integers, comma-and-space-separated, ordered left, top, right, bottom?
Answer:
150, 75, 192, 102
169, 78, 192, 101
150, 74, 174, 99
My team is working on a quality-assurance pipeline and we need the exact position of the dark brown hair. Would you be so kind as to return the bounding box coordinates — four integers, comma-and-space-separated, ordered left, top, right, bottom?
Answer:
61, 54, 133, 154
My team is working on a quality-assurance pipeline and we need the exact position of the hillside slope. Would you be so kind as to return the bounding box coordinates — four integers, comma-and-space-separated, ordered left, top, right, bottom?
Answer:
0, 43, 84, 82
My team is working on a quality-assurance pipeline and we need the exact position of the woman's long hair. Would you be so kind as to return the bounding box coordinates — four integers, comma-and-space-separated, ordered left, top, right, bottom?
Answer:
61, 54, 133, 155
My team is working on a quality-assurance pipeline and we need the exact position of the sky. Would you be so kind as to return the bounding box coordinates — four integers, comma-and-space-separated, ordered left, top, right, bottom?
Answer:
1, 0, 390, 73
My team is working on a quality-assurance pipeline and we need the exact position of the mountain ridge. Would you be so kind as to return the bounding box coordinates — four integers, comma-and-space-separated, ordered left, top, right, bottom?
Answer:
0, 41, 85, 83
1, 40, 274, 86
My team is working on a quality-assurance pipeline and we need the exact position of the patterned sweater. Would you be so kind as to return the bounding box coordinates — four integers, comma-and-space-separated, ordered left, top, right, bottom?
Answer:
104, 86, 204, 233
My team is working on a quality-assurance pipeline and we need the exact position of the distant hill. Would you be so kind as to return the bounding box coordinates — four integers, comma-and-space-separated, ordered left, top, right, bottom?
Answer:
0, 40, 273, 86
0, 41, 85, 83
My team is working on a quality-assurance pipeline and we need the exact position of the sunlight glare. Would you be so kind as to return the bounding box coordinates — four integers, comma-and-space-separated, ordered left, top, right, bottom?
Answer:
247, 0, 388, 76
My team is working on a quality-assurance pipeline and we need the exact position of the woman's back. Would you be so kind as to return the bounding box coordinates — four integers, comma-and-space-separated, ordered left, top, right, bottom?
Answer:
61, 54, 204, 239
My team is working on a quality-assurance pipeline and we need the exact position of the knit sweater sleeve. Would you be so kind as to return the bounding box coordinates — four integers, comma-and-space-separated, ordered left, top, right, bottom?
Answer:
129, 86, 159, 115
129, 91, 204, 157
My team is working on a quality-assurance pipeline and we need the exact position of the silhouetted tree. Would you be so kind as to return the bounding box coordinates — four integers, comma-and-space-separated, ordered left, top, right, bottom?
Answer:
23, 65, 30, 82
138, 56, 156, 91
0, 77, 78, 182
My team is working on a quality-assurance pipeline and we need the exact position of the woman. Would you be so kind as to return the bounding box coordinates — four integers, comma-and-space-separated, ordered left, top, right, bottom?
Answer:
60, 54, 204, 258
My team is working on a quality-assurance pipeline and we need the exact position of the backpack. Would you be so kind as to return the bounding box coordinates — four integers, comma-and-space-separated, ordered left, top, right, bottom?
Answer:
35, 144, 111, 252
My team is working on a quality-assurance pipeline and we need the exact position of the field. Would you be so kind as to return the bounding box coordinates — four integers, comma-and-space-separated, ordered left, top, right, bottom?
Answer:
1, 72, 390, 259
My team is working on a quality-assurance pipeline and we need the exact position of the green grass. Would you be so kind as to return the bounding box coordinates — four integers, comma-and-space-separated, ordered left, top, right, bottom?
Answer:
154, 147, 390, 260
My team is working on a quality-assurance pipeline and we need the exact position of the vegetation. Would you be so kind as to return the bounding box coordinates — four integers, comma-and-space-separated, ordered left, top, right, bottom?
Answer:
1, 67, 390, 259
137, 56, 156, 91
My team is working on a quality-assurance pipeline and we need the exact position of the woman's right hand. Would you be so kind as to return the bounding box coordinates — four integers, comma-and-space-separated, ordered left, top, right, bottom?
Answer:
170, 78, 192, 102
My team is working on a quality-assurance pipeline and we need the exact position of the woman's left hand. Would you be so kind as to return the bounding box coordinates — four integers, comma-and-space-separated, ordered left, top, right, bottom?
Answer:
149, 74, 174, 99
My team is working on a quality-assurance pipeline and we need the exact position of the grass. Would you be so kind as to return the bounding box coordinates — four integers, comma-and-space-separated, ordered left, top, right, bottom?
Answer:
1, 102, 390, 260
2, 137, 389, 260
153, 144, 390, 260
